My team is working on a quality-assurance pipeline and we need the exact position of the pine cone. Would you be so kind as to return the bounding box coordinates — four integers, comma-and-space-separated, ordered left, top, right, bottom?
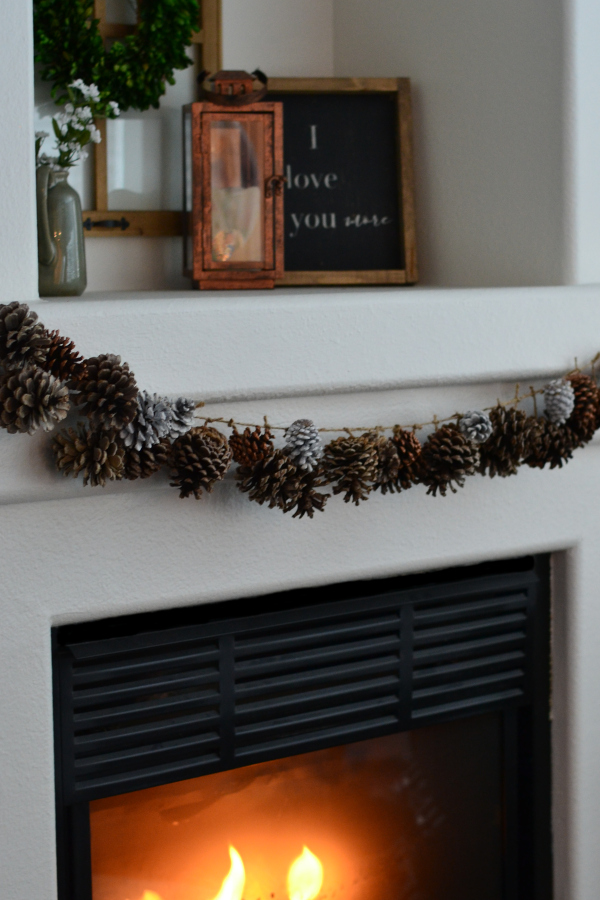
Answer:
420, 424, 480, 496
544, 378, 575, 424
525, 420, 575, 470
391, 427, 422, 491
236, 449, 303, 511
41, 330, 87, 382
229, 426, 274, 467
0, 365, 69, 434
123, 440, 170, 481
460, 410, 493, 444
170, 426, 232, 499
283, 419, 323, 471
0, 302, 50, 368
53, 425, 124, 487
370, 433, 401, 495
120, 391, 171, 451
567, 372, 599, 445
166, 397, 196, 439
478, 405, 542, 478
77, 353, 138, 429
321, 434, 379, 505
291, 471, 330, 519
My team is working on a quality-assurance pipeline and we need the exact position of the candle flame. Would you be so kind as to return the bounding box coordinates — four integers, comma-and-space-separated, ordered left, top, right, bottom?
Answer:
141, 892, 163, 900
211, 846, 246, 900
287, 847, 323, 900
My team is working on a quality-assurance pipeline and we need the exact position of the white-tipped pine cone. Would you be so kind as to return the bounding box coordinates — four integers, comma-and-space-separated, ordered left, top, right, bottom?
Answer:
544, 379, 575, 424
120, 391, 171, 451
283, 418, 323, 471
460, 410, 493, 444
165, 396, 195, 439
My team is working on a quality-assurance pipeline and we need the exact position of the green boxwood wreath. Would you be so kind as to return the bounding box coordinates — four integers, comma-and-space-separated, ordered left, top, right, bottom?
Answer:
34, 0, 200, 111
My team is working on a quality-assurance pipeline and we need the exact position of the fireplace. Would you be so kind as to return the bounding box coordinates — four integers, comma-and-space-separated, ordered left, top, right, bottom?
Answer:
52, 556, 551, 900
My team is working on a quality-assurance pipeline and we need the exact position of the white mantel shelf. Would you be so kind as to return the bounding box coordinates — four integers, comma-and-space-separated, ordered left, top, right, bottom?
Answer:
33, 284, 600, 402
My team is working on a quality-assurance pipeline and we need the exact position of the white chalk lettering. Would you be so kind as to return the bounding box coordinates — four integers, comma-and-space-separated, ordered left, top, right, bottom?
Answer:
288, 212, 338, 237
322, 213, 336, 228
305, 213, 320, 229
344, 214, 392, 228
285, 165, 338, 189
324, 173, 338, 189
289, 213, 304, 238
310, 125, 318, 149
294, 173, 310, 189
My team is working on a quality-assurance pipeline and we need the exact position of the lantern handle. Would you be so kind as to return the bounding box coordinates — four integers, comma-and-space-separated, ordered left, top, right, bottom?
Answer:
265, 175, 286, 197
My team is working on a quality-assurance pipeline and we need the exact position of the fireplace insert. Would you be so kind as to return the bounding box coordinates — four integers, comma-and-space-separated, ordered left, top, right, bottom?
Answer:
53, 556, 551, 900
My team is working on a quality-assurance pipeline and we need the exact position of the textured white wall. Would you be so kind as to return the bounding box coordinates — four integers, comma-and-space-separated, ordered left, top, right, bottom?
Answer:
333, 0, 567, 288
1, 3, 37, 299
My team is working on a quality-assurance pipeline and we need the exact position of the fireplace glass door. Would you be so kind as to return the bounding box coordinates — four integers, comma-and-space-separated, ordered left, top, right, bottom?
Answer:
90, 715, 503, 900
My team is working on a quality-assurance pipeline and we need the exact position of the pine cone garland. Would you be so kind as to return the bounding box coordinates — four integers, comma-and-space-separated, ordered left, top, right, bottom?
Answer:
236, 449, 303, 511
120, 391, 171, 451
525, 420, 575, 470
77, 353, 138, 429
0, 302, 51, 368
123, 440, 170, 481
229, 426, 274, 467
291, 471, 330, 519
283, 419, 323, 471
170, 426, 232, 499
478, 405, 542, 478
567, 372, 599, 445
41, 330, 87, 382
460, 410, 493, 444
390, 427, 423, 491
544, 378, 575, 424
0, 365, 69, 434
420, 424, 480, 496
321, 434, 379, 505
370, 433, 401, 495
53, 426, 124, 487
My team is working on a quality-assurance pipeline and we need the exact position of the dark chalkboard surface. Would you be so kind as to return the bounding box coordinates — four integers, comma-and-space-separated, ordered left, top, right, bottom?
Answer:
267, 79, 417, 285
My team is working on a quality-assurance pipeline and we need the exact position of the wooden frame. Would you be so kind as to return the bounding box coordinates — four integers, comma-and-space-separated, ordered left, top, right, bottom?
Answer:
268, 77, 417, 286
83, 0, 222, 238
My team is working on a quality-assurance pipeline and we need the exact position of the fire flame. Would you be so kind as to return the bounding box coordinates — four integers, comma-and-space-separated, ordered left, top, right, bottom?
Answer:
211, 846, 246, 900
287, 847, 323, 900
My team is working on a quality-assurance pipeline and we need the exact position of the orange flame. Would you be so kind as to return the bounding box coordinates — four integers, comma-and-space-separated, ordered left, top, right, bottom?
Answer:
141, 892, 163, 900
287, 847, 323, 900
211, 846, 246, 900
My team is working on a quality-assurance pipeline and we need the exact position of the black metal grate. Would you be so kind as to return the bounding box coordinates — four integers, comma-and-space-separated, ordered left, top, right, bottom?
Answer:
55, 564, 540, 804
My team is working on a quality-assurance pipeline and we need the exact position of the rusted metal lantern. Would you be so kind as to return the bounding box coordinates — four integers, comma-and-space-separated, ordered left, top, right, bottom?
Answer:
183, 71, 284, 290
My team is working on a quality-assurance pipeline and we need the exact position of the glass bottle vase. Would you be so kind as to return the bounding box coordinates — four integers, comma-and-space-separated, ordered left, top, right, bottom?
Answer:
37, 165, 87, 296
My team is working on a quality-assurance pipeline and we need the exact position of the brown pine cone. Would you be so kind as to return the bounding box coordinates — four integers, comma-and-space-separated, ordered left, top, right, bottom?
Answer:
290, 471, 330, 519
236, 449, 303, 512
369, 433, 401, 495
567, 372, 599, 445
321, 434, 379, 505
77, 353, 138, 429
41, 330, 87, 383
170, 426, 232, 499
525, 420, 575, 470
53, 426, 124, 487
229, 426, 274, 467
0, 302, 51, 368
478, 405, 542, 478
420, 424, 480, 496
389, 427, 423, 492
0, 365, 70, 434
123, 440, 170, 481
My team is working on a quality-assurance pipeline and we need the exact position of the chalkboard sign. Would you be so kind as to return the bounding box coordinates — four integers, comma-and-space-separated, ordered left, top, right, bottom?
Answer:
267, 78, 417, 286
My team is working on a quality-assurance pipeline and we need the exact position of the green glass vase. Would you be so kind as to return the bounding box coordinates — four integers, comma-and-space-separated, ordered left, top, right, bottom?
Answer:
37, 165, 87, 297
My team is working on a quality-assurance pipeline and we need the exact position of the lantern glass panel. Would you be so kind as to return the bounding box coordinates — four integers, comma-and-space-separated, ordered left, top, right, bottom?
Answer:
210, 119, 264, 264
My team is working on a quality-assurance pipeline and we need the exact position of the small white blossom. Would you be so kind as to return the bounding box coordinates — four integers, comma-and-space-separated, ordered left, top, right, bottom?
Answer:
90, 126, 102, 144
69, 78, 86, 94
77, 106, 93, 122
86, 83, 100, 101
109, 100, 120, 117
64, 103, 74, 115
35, 130, 49, 141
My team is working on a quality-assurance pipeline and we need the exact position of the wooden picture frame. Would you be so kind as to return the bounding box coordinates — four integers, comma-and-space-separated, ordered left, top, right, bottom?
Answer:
267, 77, 417, 286
83, 0, 222, 238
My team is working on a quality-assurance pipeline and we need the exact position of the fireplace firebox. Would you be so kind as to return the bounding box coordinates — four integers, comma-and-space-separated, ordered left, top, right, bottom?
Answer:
53, 557, 551, 900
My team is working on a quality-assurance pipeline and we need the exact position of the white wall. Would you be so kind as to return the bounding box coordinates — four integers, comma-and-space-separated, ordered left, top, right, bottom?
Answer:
333, 0, 567, 288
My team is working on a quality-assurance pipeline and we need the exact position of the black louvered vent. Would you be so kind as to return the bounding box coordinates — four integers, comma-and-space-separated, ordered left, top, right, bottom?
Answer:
411, 589, 531, 722
63, 636, 221, 800
55, 562, 542, 804
233, 608, 402, 763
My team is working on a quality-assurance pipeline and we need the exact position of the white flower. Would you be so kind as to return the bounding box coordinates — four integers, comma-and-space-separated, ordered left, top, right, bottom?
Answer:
64, 103, 74, 115
79, 149, 89, 161
109, 100, 120, 117
35, 130, 49, 140
90, 125, 102, 144
69, 78, 86, 94
77, 106, 93, 122
86, 83, 100, 102
71, 120, 85, 131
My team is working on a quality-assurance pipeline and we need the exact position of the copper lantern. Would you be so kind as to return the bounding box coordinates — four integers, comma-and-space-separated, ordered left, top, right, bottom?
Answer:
183, 71, 284, 290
